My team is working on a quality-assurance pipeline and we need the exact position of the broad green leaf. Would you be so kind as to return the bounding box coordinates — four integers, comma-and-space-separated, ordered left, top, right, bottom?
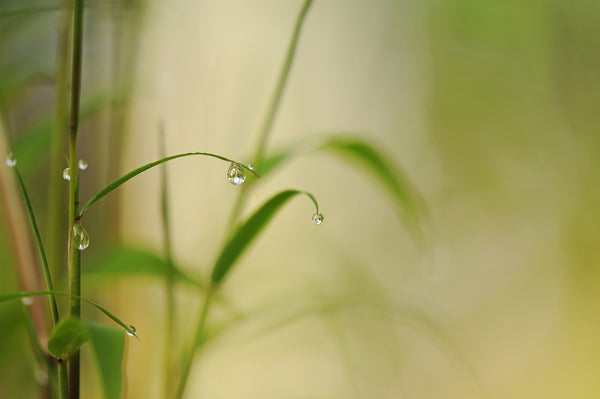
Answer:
0, 291, 137, 338
261, 135, 424, 236
84, 246, 202, 287
47, 317, 89, 359
84, 321, 125, 399
211, 190, 319, 286
79, 152, 259, 216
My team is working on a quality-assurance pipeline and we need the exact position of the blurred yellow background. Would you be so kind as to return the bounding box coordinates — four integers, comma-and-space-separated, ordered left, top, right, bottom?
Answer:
116, 1, 600, 398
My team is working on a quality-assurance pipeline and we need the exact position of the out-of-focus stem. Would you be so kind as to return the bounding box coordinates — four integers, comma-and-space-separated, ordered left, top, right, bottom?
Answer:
46, 0, 72, 285
160, 126, 176, 397
227, 0, 314, 228
174, 288, 214, 399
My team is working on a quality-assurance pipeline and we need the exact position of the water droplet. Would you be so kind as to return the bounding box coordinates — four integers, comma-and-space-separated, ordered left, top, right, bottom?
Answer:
312, 211, 324, 225
78, 159, 88, 170
72, 223, 90, 250
227, 162, 246, 185
21, 297, 33, 306
126, 325, 136, 337
247, 164, 254, 171
62, 168, 71, 181
6, 153, 16, 168
34, 368, 49, 386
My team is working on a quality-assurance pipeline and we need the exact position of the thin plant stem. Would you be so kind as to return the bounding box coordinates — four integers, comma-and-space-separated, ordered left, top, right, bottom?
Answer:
22, 305, 58, 399
67, 0, 85, 397
159, 126, 176, 397
174, 2, 316, 397
12, 168, 60, 325
227, 0, 314, 228
174, 288, 214, 399
46, 0, 72, 285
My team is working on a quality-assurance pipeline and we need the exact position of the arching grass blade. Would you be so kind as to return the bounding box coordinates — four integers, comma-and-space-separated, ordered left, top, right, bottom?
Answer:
79, 152, 259, 216
211, 189, 319, 286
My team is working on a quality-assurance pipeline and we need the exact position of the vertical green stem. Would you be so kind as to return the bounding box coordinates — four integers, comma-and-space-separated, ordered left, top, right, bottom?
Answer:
174, 288, 214, 399
175, 2, 314, 397
227, 0, 314, 228
67, 0, 85, 398
47, 0, 72, 285
160, 126, 176, 397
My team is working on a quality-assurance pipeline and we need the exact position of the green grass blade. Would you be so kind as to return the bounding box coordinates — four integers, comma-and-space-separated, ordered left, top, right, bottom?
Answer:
251, 0, 314, 165
0, 291, 138, 338
83, 246, 203, 287
211, 189, 319, 286
262, 135, 424, 235
79, 152, 259, 216
83, 321, 125, 399
11, 167, 60, 325
47, 317, 90, 360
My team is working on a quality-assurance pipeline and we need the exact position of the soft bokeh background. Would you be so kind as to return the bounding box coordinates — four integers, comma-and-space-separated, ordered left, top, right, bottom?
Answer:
1, 0, 599, 398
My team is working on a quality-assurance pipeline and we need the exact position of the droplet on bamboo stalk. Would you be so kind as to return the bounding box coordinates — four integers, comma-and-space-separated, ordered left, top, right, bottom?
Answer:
227, 162, 246, 185
72, 222, 90, 250
21, 297, 33, 306
5, 153, 16, 168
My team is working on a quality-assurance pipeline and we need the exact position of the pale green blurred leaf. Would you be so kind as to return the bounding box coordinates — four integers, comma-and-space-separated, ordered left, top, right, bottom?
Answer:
84, 246, 202, 287
84, 321, 125, 399
261, 135, 424, 236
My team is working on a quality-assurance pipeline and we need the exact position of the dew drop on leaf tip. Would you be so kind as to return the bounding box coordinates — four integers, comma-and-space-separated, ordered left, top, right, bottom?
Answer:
312, 211, 324, 225
62, 168, 71, 181
227, 162, 246, 185
126, 325, 137, 337
78, 159, 88, 170
5, 153, 16, 168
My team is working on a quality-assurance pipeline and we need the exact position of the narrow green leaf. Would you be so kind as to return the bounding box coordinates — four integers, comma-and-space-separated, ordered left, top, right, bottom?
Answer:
0, 291, 138, 338
211, 190, 319, 286
11, 167, 60, 325
84, 246, 202, 287
262, 135, 424, 235
79, 152, 259, 216
84, 321, 125, 399
47, 317, 89, 359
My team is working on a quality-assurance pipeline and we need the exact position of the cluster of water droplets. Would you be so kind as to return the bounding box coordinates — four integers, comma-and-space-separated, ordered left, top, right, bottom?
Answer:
227, 162, 246, 185
63, 159, 88, 181
72, 222, 90, 250
6, 153, 16, 168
